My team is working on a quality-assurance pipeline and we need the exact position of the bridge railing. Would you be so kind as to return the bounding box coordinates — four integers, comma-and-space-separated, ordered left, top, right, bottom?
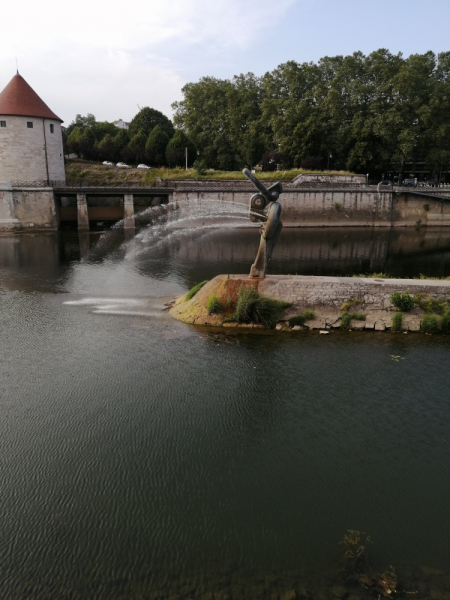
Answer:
11, 180, 162, 189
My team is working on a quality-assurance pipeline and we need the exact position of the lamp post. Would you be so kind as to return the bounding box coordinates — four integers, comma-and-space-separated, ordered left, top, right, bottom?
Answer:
327, 152, 332, 173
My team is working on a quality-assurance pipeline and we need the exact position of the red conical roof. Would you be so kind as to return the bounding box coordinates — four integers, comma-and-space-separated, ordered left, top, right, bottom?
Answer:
0, 74, 62, 122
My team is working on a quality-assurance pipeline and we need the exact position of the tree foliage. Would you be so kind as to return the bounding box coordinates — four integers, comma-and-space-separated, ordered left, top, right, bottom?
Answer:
145, 125, 170, 166
166, 130, 196, 167
172, 50, 450, 177
128, 107, 175, 139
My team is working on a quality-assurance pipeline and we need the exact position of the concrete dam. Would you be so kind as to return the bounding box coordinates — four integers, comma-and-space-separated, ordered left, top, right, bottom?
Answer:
2, 175, 450, 231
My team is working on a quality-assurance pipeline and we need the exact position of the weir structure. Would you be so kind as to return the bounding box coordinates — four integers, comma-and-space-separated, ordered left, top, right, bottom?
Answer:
3, 175, 450, 232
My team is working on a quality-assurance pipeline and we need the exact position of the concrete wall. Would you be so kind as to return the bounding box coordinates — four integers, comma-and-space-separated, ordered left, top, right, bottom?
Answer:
172, 189, 394, 227
172, 188, 450, 228
392, 192, 450, 227
291, 173, 366, 185
3, 184, 450, 232
0, 115, 65, 182
258, 275, 450, 310
11, 188, 58, 230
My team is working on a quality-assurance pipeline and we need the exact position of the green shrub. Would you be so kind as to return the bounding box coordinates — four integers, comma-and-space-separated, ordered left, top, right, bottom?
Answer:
289, 315, 306, 327
392, 312, 403, 332
185, 280, 208, 301
303, 309, 316, 320
421, 314, 440, 333
233, 285, 290, 328
207, 295, 222, 315
341, 312, 366, 330
441, 310, 450, 333
349, 312, 366, 321
288, 309, 316, 328
341, 312, 351, 329
414, 293, 448, 315
226, 297, 233, 309
391, 291, 414, 312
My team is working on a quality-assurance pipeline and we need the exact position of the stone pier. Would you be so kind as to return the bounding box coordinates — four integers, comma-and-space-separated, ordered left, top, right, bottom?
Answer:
76, 193, 89, 230
123, 194, 135, 229
170, 274, 450, 332
0, 181, 21, 231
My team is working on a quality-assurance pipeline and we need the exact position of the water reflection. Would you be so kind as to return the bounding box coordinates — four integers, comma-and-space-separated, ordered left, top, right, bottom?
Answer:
2, 227, 450, 294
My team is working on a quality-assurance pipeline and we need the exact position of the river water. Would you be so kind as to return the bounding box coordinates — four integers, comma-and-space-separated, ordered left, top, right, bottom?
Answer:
0, 224, 449, 599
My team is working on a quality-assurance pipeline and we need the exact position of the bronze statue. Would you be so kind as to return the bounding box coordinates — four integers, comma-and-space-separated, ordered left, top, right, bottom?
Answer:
243, 168, 283, 278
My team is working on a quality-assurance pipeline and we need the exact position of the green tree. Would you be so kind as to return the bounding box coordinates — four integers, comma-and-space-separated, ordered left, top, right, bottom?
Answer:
128, 130, 147, 164
97, 134, 116, 162
92, 121, 120, 142
67, 126, 83, 157
145, 125, 169, 166
78, 127, 96, 160
173, 77, 235, 169
128, 107, 174, 139
114, 129, 130, 160
166, 130, 196, 167
65, 113, 96, 137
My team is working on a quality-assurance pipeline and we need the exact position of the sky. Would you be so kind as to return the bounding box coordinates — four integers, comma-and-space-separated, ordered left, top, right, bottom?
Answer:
1, 0, 450, 125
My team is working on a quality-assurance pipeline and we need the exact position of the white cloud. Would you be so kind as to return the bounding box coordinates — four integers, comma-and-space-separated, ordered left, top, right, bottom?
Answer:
0, 0, 296, 123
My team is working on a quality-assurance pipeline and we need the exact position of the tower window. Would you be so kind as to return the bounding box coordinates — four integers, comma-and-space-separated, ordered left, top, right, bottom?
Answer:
50, 124, 54, 133
27, 122, 33, 128
0, 121, 5, 127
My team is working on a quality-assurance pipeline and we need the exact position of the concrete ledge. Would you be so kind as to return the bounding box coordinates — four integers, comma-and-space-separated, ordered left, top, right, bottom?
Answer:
0, 218, 21, 231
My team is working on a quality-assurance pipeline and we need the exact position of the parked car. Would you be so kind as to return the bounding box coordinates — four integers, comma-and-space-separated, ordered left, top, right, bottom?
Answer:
137, 164, 151, 169
116, 162, 130, 168
102, 161, 115, 166
403, 178, 416, 186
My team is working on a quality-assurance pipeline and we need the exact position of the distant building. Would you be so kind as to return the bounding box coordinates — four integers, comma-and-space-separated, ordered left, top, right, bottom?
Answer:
113, 119, 130, 130
0, 72, 65, 182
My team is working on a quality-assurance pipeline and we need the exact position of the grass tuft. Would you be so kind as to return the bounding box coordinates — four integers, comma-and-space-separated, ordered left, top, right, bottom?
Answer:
353, 272, 390, 279
414, 293, 448, 315
391, 312, 403, 332
421, 314, 440, 333
233, 285, 290, 329
288, 310, 316, 328
441, 310, 450, 333
185, 280, 208, 301
206, 295, 222, 315
341, 312, 366, 329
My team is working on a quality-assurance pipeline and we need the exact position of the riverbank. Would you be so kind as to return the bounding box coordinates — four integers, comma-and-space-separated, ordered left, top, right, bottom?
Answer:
170, 274, 450, 333
65, 161, 353, 186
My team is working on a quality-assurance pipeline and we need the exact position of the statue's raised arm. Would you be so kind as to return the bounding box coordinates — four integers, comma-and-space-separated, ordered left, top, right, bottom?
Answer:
243, 168, 283, 278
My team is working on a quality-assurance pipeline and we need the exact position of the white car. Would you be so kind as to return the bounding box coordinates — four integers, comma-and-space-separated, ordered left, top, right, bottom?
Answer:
137, 164, 152, 169
102, 161, 115, 166
116, 162, 130, 168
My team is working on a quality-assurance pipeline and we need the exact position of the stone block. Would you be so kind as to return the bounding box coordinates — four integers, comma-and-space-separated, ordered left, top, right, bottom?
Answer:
351, 320, 365, 329
364, 318, 375, 329
374, 320, 386, 331
310, 318, 326, 329
406, 317, 421, 332
223, 322, 237, 328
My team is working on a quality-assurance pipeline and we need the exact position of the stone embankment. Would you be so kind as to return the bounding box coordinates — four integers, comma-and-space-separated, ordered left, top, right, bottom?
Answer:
169, 274, 450, 332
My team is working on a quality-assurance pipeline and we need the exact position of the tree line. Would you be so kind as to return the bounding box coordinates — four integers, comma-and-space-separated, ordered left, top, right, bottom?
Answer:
64, 49, 450, 177
64, 108, 196, 167
172, 49, 450, 177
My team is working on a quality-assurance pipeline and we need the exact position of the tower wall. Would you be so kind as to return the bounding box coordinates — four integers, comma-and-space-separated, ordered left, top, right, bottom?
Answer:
0, 115, 65, 183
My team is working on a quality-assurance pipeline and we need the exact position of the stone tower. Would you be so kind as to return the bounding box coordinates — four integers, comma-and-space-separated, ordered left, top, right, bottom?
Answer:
0, 73, 65, 183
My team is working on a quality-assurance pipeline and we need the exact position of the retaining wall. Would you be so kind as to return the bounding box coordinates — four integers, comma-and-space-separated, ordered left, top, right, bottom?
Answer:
3, 183, 450, 231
